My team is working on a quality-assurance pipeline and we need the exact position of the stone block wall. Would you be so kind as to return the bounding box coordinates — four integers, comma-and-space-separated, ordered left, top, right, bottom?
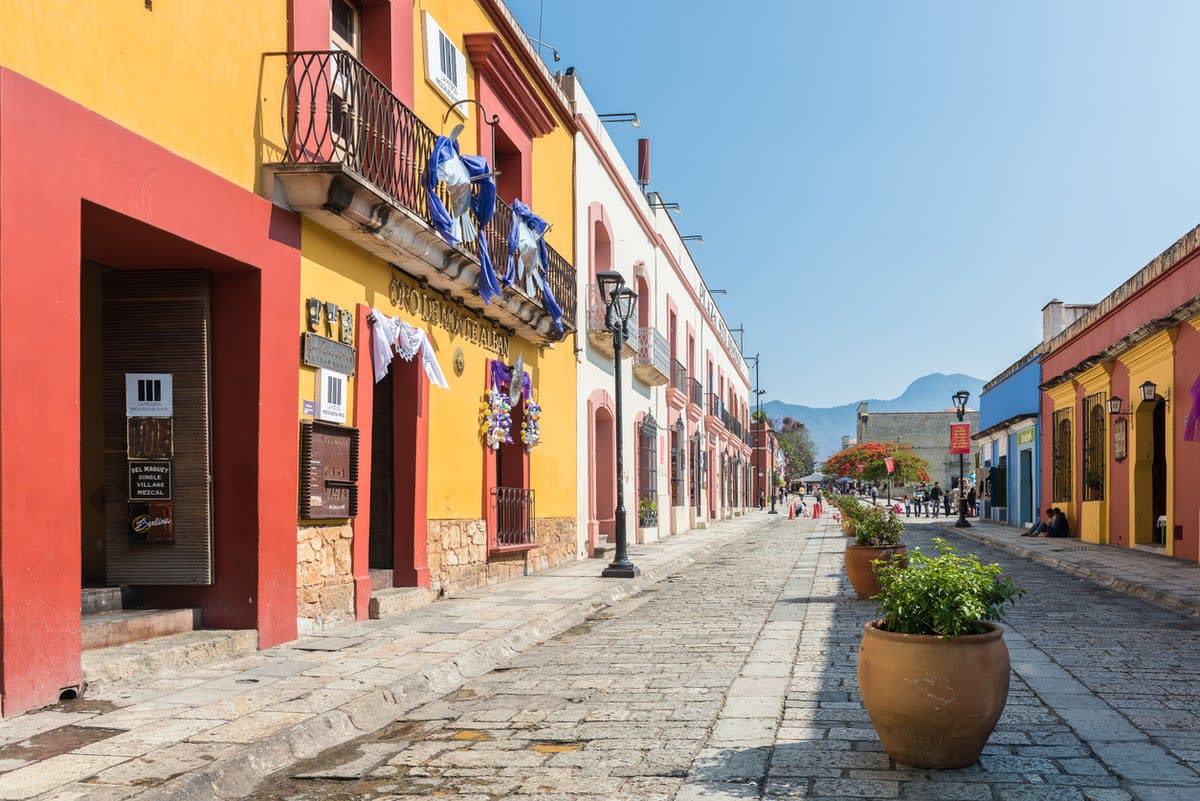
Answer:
856, 405, 980, 491
426, 517, 577, 595
296, 523, 355, 634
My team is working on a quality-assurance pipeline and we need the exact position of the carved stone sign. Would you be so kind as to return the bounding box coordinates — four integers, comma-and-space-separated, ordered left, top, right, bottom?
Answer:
301, 332, 356, 375
129, 461, 172, 500
299, 420, 359, 520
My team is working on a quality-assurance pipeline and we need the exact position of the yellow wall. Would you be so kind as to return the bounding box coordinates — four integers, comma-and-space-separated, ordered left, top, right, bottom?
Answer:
284, 1, 576, 520
1046, 381, 1077, 532
299, 223, 577, 522
1123, 331, 1176, 554
1075, 363, 1111, 544
0, 0, 285, 191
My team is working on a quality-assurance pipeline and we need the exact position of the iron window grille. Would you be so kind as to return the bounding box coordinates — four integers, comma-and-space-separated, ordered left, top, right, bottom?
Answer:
491, 487, 535, 548
1052, 407, 1073, 502
670, 423, 685, 507
1082, 393, 1106, 502
638, 416, 659, 527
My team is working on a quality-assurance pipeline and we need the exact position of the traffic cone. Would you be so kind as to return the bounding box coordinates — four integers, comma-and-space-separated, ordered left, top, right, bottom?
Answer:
788, 504, 794, 520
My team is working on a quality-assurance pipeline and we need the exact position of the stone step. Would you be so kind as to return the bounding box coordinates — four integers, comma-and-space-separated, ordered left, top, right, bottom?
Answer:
81, 608, 199, 651
81, 629, 258, 694
81, 587, 124, 615
368, 586, 433, 619
368, 568, 393, 593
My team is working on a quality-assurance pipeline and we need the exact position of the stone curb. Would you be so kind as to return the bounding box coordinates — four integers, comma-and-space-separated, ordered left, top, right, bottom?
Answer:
932, 521, 1200, 619
138, 520, 765, 800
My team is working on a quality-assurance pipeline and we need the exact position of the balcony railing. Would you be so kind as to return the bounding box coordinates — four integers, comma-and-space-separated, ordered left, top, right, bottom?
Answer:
585, 284, 638, 359
634, 328, 670, 386
671, 359, 688, 392
689, 378, 704, 408
266, 50, 576, 341
707, 393, 728, 429
729, 418, 743, 440
491, 487, 536, 549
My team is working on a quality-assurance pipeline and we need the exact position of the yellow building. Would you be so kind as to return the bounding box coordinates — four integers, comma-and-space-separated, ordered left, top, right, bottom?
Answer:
262, 0, 580, 631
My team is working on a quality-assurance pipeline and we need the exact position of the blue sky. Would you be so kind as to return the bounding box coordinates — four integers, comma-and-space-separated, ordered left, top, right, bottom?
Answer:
509, 0, 1200, 407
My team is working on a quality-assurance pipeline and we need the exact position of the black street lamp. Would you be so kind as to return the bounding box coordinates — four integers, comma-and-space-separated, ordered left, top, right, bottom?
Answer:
597, 271, 640, 578
952, 390, 971, 529
750, 354, 776, 515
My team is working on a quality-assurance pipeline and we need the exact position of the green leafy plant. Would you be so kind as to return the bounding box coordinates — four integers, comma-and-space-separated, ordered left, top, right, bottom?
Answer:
854, 507, 904, 547
873, 538, 1023, 638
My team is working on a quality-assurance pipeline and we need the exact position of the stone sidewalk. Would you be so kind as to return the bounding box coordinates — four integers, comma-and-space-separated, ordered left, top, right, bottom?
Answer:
0, 513, 774, 801
927, 517, 1200, 619
859, 494, 1200, 617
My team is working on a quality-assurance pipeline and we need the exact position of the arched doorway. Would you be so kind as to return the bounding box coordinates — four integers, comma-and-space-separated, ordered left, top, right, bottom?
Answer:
1132, 397, 1168, 546
592, 407, 616, 545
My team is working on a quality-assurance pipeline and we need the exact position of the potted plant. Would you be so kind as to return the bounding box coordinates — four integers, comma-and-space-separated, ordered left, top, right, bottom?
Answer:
857, 538, 1023, 769
833, 496, 864, 536
844, 507, 905, 599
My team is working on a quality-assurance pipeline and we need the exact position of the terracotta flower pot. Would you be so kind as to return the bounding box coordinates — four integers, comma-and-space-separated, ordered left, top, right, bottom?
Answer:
844, 544, 906, 599
858, 620, 1010, 769
843, 520, 857, 537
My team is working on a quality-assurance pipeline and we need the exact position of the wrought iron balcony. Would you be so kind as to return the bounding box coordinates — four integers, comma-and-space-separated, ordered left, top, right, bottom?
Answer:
585, 284, 638, 360
262, 51, 576, 344
671, 359, 688, 392
689, 378, 704, 408
490, 486, 536, 551
634, 328, 670, 386
707, 392, 727, 429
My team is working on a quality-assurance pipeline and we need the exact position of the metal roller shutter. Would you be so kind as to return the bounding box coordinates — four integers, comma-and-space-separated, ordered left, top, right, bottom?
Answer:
103, 270, 213, 585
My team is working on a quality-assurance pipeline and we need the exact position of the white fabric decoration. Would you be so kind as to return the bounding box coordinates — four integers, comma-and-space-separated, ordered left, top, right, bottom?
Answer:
368, 308, 449, 389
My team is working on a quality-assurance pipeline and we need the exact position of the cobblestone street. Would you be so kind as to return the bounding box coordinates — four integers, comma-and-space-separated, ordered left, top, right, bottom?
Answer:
245, 514, 1200, 801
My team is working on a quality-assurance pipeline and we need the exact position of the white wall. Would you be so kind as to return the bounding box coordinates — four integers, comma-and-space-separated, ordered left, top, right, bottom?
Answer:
566, 73, 753, 558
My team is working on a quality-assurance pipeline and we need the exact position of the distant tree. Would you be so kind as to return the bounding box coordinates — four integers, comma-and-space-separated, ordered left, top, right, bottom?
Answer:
772, 416, 817, 480
819, 441, 930, 486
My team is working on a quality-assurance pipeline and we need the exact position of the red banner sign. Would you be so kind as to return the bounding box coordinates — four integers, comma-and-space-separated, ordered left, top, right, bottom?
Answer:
950, 423, 971, 454
884, 457, 894, 474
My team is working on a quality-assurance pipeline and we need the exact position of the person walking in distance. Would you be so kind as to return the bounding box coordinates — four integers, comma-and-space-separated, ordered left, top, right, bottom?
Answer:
929, 482, 942, 518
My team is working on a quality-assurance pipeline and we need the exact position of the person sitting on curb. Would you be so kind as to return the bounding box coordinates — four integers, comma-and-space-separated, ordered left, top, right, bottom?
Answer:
1022, 508, 1054, 537
1049, 507, 1071, 538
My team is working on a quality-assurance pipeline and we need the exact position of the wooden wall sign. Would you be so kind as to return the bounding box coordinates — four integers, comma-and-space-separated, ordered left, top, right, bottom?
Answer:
127, 417, 173, 459
129, 502, 175, 544
299, 420, 359, 519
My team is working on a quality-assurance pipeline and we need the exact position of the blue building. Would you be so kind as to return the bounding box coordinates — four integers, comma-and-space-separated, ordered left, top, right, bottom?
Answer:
974, 346, 1041, 526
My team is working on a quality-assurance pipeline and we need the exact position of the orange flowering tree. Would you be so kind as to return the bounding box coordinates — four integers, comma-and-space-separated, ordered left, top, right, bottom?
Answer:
819, 441, 930, 485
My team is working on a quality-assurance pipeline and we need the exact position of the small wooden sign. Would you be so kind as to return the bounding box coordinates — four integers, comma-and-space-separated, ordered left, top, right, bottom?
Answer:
129, 461, 172, 500
299, 421, 359, 519
129, 502, 175, 544
127, 417, 173, 459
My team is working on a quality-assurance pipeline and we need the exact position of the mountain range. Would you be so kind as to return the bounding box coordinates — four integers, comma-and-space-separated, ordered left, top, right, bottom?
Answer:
764, 372, 986, 462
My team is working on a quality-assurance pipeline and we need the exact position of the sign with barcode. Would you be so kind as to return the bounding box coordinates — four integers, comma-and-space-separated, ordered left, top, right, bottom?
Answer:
125, 373, 173, 417
316, 368, 347, 424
